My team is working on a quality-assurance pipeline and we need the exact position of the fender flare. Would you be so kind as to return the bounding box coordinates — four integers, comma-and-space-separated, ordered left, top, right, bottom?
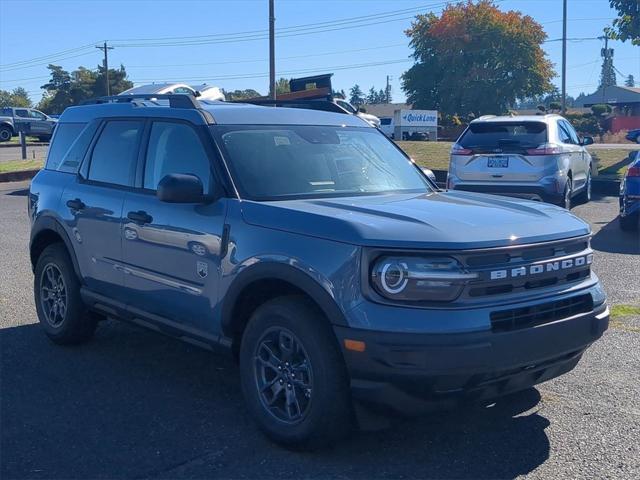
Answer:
220, 261, 349, 337
30, 215, 82, 279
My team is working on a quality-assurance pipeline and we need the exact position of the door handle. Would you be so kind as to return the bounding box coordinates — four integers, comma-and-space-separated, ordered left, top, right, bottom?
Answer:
66, 198, 85, 210
127, 210, 153, 224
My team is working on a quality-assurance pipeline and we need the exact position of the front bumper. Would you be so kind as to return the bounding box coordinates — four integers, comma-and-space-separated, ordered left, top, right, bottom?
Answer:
335, 302, 609, 415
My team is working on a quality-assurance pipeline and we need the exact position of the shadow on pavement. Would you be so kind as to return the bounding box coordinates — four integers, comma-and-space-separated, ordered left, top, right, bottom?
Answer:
591, 216, 640, 255
7, 188, 28, 197
1, 320, 550, 480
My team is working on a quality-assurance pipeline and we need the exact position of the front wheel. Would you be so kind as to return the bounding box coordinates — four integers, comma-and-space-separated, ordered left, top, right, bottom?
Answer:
239, 296, 352, 449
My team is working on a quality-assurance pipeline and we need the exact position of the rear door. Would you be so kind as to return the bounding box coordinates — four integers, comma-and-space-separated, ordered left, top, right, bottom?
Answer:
60, 119, 144, 302
557, 120, 587, 189
121, 119, 227, 333
451, 121, 548, 183
28, 109, 51, 136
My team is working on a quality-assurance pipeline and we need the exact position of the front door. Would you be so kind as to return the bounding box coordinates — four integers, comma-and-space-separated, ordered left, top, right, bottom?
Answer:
60, 119, 144, 302
121, 120, 226, 333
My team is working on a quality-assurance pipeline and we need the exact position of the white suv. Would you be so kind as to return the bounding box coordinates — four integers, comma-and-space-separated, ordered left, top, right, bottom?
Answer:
447, 114, 594, 209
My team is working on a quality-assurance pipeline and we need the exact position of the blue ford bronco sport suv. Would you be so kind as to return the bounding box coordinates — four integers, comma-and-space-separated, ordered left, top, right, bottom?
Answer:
29, 95, 609, 448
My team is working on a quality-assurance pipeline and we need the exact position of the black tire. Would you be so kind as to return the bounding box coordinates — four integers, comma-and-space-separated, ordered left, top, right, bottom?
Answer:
34, 243, 97, 345
619, 213, 639, 232
558, 177, 572, 209
576, 170, 591, 204
0, 125, 12, 142
239, 295, 352, 449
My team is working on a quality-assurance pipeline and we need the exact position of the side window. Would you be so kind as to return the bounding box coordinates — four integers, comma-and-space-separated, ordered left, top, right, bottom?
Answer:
29, 110, 46, 120
143, 122, 211, 192
88, 121, 143, 186
45, 123, 87, 171
57, 121, 100, 173
172, 87, 193, 94
557, 122, 573, 144
15, 109, 29, 118
563, 120, 580, 145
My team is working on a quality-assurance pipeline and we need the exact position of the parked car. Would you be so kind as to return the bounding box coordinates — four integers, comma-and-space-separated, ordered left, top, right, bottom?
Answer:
29, 96, 608, 449
448, 114, 594, 209
120, 83, 199, 97
379, 117, 394, 138
191, 84, 226, 101
624, 129, 640, 144
334, 98, 381, 127
619, 150, 640, 231
0, 107, 58, 142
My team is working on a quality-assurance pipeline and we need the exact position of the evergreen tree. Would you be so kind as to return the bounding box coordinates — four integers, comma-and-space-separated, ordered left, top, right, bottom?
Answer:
349, 84, 365, 106
625, 74, 635, 87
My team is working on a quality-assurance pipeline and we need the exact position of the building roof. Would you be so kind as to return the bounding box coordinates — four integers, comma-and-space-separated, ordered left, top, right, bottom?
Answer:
363, 103, 411, 118
578, 85, 640, 106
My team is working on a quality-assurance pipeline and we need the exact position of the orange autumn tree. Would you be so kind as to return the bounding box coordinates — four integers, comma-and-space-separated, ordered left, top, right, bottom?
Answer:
402, 0, 555, 116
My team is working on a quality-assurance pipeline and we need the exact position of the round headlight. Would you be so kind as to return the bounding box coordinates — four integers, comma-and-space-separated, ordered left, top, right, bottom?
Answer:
380, 261, 408, 294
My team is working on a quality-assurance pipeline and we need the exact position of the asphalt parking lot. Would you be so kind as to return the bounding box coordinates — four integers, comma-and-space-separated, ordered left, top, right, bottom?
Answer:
1, 180, 638, 479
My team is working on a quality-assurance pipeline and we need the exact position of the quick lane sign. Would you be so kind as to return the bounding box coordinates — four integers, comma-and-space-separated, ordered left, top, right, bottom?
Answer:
398, 109, 438, 127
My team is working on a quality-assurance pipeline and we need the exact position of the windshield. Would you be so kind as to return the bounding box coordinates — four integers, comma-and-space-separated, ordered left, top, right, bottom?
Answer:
211, 125, 432, 200
459, 121, 547, 153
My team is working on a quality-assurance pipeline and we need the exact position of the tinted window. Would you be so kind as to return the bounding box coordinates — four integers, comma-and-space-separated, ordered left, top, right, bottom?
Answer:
45, 123, 86, 171
562, 120, 580, 144
15, 109, 29, 118
380, 118, 392, 125
459, 122, 547, 152
557, 121, 574, 144
213, 125, 430, 200
56, 121, 99, 173
144, 122, 211, 191
88, 121, 142, 186
29, 110, 46, 120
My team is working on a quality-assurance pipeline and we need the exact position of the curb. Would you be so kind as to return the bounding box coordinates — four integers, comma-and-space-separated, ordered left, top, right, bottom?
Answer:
0, 142, 48, 148
0, 169, 40, 183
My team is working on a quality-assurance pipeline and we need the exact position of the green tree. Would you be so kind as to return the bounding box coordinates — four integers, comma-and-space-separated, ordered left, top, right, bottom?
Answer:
625, 74, 636, 87
607, 0, 640, 45
366, 86, 379, 104
224, 89, 262, 101
275, 77, 291, 95
0, 87, 32, 108
402, 1, 554, 116
349, 84, 365, 106
591, 103, 612, 117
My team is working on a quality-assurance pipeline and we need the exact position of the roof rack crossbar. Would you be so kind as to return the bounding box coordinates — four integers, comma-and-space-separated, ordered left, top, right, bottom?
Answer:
84, 94, 200, 109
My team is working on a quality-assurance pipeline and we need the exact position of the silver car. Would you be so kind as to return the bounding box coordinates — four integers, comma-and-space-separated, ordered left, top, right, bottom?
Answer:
447, 114, 594, 208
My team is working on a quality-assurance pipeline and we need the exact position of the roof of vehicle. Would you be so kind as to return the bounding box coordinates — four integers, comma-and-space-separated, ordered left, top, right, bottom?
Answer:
470, 114, 563, 124
58, 99, 372, 128
119, 83, 194, 95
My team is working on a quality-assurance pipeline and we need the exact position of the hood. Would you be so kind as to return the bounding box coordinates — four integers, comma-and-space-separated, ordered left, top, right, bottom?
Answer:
240, 190, 590, 249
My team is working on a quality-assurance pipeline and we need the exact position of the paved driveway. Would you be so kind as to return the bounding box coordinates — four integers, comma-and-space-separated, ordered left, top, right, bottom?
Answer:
1, 181, 638, 479
0, 145, 48, 163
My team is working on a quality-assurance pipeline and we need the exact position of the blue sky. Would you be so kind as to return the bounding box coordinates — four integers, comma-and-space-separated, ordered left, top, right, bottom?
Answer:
0, 0, 638, 104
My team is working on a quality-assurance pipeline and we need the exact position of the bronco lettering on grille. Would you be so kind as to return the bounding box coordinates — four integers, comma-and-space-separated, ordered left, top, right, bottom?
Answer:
489, 254, 592, 281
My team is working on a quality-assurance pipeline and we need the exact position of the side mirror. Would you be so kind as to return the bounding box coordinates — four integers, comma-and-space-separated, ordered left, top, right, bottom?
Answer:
421, 167, 437, 183
581, 136, 594, 146
157, 173, 206, 203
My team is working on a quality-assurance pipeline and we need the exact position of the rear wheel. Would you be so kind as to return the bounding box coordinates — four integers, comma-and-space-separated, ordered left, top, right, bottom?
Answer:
239, 296, 352, 449
0, 126, 12, 142
577, 171, 591, 203
558, 177, 573, 209
34, 243, 97, 344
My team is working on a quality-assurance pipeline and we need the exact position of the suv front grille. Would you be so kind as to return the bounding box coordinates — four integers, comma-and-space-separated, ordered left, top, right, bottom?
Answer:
490, 294, 592, 332
459, 236, 592, 299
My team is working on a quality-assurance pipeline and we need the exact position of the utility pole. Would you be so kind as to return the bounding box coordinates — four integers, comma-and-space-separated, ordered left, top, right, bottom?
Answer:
269, 0, 276, 100
385, 75, 391, 103
561, 0, 567, 114
96, 41, 114, 96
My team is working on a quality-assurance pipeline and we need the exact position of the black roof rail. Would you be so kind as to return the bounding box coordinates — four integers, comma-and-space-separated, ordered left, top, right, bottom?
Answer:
82, 94, 200, 109
235, 98, 348, 115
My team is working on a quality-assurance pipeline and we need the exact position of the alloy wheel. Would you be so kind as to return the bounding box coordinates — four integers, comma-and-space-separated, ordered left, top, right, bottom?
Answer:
40, 263, 67, 327
253, 327, 313, 424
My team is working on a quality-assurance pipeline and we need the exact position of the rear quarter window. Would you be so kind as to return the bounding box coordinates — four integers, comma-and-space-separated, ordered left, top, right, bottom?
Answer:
45, 123, 87, 172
